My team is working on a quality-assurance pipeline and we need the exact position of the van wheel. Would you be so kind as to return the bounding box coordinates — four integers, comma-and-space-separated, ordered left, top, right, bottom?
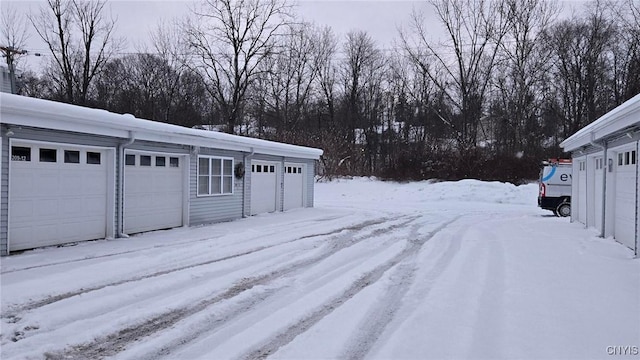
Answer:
556, 203, 571, 217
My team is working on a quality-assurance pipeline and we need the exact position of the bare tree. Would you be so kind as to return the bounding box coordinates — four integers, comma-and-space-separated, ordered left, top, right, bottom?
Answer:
491, 0, 559, 156
542, 2, 616, 138
1, 4, 31, 93
184, 0, 293, 134
1, 4, 30, 58
608, 0, 640, 102
255, 22, 321, 136
314, 26, 339, 126
29, 0, 119, 104
91, 53, 209, 127
401, 0, 508, 154
340, 30, 386, 174
150, 20, 197, 123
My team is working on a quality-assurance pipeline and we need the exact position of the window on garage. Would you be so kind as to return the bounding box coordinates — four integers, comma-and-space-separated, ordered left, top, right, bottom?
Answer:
140, 155, 151, 166
156, 156, 166, 167
125, 154, 136, 166
39, 148, 57, 162
64, 150, 80, 164
198, 156, 234, 196
87, 152, 101, 164
11, 146, 31, 161
618, 151, 637, 167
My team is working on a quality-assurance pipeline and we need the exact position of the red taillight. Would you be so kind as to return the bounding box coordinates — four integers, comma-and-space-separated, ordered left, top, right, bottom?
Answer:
539, 183, 546, 197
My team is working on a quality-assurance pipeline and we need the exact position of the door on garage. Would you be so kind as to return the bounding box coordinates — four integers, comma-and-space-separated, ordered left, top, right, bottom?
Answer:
9, 142, 113, 251
284, 163, 305, 211
592, 157, 604, 232
577, 159, 587, 224
613, 147, 637, 250
124, 151, 185, 234
251, 161, 278, 215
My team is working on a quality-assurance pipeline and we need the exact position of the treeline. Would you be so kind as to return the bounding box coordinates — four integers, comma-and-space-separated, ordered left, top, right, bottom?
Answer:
7, 0, 640, 183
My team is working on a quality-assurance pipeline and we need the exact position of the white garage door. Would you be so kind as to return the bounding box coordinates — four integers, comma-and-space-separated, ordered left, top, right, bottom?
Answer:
9, 142, 111, 251
592, 157, 604, 232
284, 163, 305, 211
251, 161, 278, 215
124, 152, 184, 234
613, 147, 637, 250
577, 160, 587, 224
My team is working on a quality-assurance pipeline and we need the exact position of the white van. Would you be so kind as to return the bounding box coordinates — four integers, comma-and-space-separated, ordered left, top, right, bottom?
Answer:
538, 159, 572, 217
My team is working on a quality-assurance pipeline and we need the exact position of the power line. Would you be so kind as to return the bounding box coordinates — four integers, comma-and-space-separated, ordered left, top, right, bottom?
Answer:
1, 46, 27, 94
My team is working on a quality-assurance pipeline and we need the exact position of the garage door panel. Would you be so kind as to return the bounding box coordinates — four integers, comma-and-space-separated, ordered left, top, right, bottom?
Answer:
284, 163, 304, 211
251, 161, 278, 215
11, 199, 34, 219
124, 152, 184, 234
613, 147, 637, 250
9, 143, 111, 252
594, 165, 604, 231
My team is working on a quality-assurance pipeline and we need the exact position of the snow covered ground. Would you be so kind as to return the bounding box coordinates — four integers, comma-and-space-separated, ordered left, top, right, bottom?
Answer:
1, 178, 638, 359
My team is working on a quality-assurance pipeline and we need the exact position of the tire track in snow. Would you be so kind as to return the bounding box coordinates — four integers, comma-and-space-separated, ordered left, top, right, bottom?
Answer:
2, 217, 391, 320
1, 214, 349, 275
342, 215, 470, 360
240, 215, 462, 360
38, 216, 418, 360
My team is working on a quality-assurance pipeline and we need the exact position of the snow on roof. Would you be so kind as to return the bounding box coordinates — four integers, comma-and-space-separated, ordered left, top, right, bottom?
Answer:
0, 93, 323, 159
560, 93, 640, 151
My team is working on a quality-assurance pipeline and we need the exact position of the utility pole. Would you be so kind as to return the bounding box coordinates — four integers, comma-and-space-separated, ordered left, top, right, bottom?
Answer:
0, 46, 27, 94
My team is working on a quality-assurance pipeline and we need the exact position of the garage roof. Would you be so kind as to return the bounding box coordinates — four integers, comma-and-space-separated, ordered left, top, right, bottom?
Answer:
561, 93, 640, 152
0, 93, 323, 159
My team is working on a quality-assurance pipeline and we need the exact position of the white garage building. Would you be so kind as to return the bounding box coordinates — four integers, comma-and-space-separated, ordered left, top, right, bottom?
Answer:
0, 93, 322, 255
560, 93, 640, 256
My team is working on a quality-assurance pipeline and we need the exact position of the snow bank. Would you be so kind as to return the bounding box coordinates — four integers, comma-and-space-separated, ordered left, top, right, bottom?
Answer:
317, 177, 538, 207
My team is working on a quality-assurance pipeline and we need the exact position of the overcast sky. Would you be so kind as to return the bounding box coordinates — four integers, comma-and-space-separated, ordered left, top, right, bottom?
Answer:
4, 0, 434, 71
4, 0, 584, 72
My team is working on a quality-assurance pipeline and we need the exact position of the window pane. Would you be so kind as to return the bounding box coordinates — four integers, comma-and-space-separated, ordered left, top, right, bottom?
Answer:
270, 165, 275, 173
298, 167, 302, 173
618, 153, 623, 166
625, 152, 630, 165
252, 164, 255, 172
156, 156, 166, 167
170, 157, 179, 167
87, 152, 101, 164
212, 158, 222, 175
199, 158, 209, 175
257, 165, 262, 173
140, 155, 151, 166
39, 148, 57, 162
632, 151, 637, 165
198, 175, 209, 195
223, 159, 233, 175
223, 176, 233, 193
64, 150, 80, 164
211, 177, 222, 194
125, 154, 136, 166
11, 146, 30, 161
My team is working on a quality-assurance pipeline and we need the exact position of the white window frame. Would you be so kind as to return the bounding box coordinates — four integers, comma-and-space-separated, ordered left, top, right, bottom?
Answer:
197, 155, 234, 196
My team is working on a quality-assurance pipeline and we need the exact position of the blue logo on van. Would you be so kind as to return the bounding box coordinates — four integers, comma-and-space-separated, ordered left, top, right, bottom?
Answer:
542, 166, 556, 182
